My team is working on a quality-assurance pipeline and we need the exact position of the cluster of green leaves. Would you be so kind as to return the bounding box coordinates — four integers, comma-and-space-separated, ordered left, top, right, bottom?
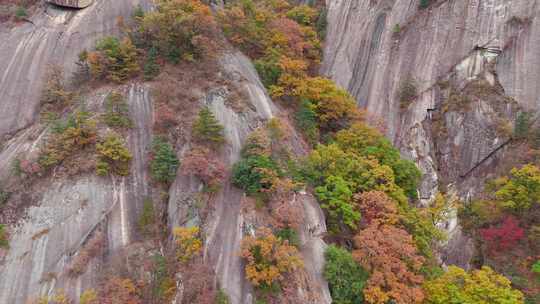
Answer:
150, 137, 179, 183
192, 106, 225, 147
315, 175, 359, 232
419, 0, 431, 9
96, 133, 132, 176
232, 154, 279, 196
323, 245, 369, 304
103, 91, 132, 129
215, 289, 231, 304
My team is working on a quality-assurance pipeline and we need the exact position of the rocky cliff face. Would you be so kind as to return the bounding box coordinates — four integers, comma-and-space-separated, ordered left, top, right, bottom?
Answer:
322, 0, 537, 267
1, 0, 536, 302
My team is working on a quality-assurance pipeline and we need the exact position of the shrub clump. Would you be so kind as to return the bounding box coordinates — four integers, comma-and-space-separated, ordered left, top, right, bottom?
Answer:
95, 133, 132, 176
182, 147, 226, 192
103, 91, 132, 129
398, 77, 418, 109
39, 111, 97, 170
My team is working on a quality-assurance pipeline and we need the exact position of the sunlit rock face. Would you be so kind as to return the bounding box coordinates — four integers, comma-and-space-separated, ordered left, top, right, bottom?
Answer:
322, 0, 536, 267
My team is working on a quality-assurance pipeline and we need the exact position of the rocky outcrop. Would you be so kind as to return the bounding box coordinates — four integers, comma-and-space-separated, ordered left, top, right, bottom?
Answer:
322, 0, 536, 267
168, 51, 331, 304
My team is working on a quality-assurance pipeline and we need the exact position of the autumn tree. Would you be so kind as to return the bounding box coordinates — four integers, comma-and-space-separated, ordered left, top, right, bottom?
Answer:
240, 227, 303, 290
192, 106, 225, 147
39, 111, 97, 170
173, 226, 202, 263
480, 216, 525, 253
335, 122, 422, 199
41, 65, 74, 108
87, 37, 140, 83
354, 191, 400, 226
103, 91, 132, 129
182, 147, 226, 191
95, 133, 132, 176
352, 223, 425, 304
423, 266, 524, 304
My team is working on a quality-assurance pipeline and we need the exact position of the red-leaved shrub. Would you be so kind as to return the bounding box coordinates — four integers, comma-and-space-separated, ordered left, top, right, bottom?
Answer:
480, 216, 525, 253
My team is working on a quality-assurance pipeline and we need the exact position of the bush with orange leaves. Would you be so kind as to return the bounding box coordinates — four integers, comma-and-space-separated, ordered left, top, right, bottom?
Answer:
353, 223, 425, 304
240, 227, 303, 290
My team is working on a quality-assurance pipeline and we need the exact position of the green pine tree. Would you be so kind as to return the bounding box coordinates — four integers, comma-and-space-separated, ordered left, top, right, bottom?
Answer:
193, 106, 225, 146
514, 112, 532, 139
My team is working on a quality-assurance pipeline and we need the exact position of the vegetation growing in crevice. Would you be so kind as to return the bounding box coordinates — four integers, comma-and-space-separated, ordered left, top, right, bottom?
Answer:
149, 137, 179, 184
103, 91, 132, 129
192, 106, 225, 147
95, 133, 132, 176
